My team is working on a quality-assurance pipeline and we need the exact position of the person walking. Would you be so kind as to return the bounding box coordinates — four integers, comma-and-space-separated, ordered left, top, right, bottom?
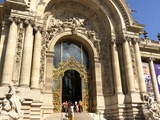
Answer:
64, 101, 68, 116
75, 103, 79, 113
68, 107, 72, 120
78, 100, 83, 113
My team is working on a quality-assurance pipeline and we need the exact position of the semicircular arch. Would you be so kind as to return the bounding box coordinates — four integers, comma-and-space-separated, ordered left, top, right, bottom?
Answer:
39, 0, 140, 36
48, 31, 98, 59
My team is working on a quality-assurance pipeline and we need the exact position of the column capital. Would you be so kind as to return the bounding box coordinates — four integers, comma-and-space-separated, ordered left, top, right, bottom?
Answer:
24, 19, 35, 26
132, 38, 140, 44
34, 26, 43, 32
122, 36, 131, 43
148, 57, 155, 62
8, 16, 21, 24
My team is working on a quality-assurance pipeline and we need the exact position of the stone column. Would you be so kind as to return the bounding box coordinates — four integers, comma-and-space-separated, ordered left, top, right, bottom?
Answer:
30, 27, 42, 89
94, 57, 105, 113
19, 20, 34, 87
148, 58, 160, 102
132, 38, 146, 93
122, 37, 135, 92
1, 17, 18, 85
111, 39, 122, 93
45, 51, 54, 92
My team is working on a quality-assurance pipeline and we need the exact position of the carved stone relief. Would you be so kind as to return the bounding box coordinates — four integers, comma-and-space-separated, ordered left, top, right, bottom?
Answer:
43, 16, 101, 55
126, 37, 139, 91
100, 38, 113, 96
129, 41, 139, 91
0, 84, 24, 120
142, 93, 160, 120
43, 1, 106, 42
39, 31, 46, 90
12, 23, 24, 85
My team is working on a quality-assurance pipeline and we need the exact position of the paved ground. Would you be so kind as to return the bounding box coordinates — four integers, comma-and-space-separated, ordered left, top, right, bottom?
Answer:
42, 112, 94, 120
74, 112, 94, 120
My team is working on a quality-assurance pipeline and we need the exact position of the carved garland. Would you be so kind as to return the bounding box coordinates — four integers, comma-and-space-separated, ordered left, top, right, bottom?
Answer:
39, 31, 46, 90
12, 22, 24, 85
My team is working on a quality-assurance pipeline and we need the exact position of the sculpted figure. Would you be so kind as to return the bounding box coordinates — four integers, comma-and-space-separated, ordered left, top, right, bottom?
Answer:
0, 84, 24, 120
142, 93, 160, 120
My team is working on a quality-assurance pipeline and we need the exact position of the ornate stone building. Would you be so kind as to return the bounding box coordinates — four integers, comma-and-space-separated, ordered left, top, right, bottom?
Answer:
0, 0, 160, 119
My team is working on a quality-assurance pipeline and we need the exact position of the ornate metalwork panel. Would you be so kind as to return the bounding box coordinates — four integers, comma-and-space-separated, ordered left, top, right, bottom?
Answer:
52, 57, 90, 112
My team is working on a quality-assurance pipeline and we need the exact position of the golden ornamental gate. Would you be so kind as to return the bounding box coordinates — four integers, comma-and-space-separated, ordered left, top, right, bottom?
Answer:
52, 57, 90, 112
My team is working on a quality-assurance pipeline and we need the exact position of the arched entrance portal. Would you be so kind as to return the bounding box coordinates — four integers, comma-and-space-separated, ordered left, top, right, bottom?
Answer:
62, 70, 82, 105
52, 40, 91, 112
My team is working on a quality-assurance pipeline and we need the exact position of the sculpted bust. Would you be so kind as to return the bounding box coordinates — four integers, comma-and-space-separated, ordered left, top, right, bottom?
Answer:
0, 84, 24, 120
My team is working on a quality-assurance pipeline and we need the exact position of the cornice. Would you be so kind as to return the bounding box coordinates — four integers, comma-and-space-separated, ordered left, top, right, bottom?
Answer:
140, 51, 160, 60
10, 10, 35, 22
140, 47, 160, 54
112, 0, 144, 33
139, 40, 160, 54
5, 0, 28, 11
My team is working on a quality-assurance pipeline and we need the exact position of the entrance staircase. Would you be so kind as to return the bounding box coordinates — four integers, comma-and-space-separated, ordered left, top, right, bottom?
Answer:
41, 112, 106, 120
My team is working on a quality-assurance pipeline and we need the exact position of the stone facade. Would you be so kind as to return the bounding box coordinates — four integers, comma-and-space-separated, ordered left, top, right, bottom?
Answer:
0, 0, 160, 119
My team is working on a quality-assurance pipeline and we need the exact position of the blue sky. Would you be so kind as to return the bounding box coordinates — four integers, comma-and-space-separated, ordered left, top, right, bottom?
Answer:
0, 0, 159, 40
126, 0, 160, 40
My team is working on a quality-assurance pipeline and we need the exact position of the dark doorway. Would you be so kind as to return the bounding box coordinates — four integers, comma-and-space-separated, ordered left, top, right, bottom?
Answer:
62, 70, 82, 105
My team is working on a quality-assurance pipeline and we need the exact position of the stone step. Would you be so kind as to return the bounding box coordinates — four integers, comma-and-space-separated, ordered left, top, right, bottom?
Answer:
41, 112, 98, 120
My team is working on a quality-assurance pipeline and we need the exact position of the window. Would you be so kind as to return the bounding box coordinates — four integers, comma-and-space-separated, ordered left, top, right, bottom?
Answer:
54, 40, 89, 70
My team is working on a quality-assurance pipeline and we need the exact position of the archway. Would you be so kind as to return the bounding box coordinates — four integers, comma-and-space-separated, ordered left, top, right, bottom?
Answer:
62, 70, 82, 106
52, 40, 91, 112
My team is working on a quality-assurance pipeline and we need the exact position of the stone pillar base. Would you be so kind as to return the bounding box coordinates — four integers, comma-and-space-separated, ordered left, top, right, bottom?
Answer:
41, 105, 54, 118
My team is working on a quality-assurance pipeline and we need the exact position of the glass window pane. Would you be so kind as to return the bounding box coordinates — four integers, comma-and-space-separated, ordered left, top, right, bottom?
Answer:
54, 40, 89, 70
62, 42, 81, 63
54, 43, 61, 68
82, 47, 89, 70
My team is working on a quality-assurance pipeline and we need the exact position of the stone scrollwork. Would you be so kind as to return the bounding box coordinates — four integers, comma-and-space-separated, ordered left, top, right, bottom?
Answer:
0, 84, 24, 120
142, 93, 160, 120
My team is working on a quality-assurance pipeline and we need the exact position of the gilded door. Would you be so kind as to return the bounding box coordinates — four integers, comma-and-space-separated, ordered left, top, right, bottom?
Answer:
52, 57, 90, 112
